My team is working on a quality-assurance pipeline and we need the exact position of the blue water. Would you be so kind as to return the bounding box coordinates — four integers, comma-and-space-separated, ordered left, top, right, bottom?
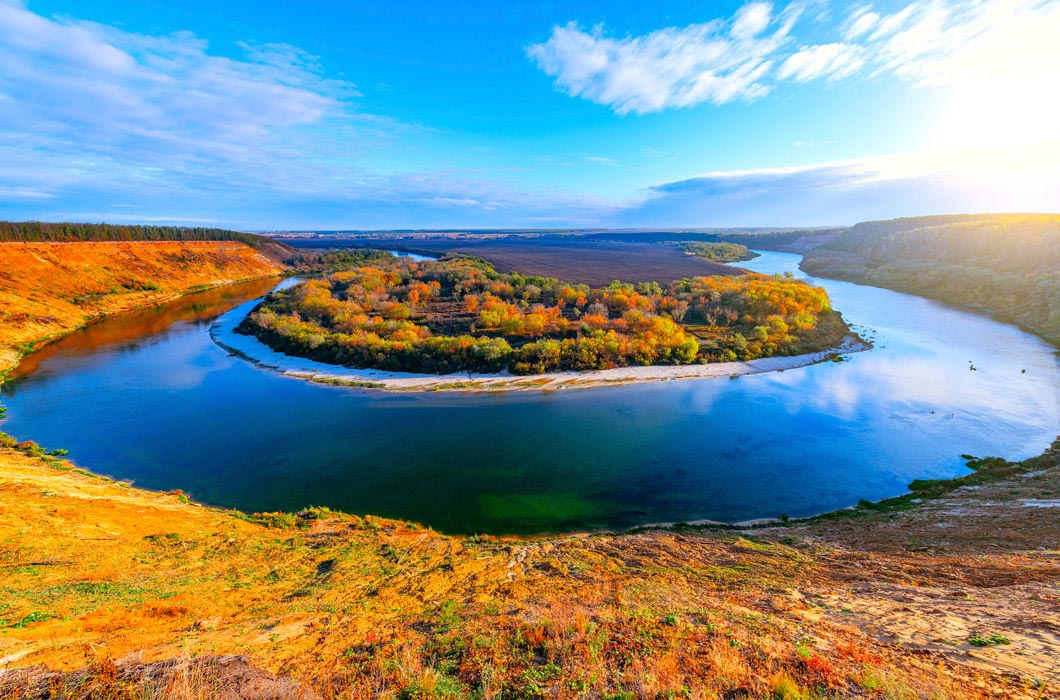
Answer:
1, 251, 1056, 534
384, 249, 436, 262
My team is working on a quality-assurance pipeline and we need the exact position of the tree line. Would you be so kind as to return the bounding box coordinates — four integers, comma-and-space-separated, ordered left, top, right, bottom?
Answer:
0, 220, 273, 250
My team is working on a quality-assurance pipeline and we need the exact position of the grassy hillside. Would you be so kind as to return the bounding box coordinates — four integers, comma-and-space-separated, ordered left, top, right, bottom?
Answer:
0, 241, 284, 373
0, 429, 1055, 699
725, 214, 1060, 345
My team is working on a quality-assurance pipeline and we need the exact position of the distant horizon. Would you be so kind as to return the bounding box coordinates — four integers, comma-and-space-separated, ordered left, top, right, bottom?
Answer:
247, 211, 1058, 234
8, 211, 1060, 235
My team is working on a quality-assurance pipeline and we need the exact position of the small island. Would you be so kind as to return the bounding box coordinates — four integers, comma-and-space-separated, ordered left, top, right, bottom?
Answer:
236, 252, 849, 376
681, 240, 761, 263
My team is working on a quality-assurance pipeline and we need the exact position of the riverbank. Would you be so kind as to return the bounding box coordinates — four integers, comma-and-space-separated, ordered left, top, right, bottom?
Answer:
213, 294, 869, 392
723, 214, 1060, 348
0, 427, 1054, 698
0, 241, 284, 375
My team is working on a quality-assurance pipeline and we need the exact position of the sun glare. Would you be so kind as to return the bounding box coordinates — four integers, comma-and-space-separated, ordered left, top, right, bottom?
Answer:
931, 77, 1060, 152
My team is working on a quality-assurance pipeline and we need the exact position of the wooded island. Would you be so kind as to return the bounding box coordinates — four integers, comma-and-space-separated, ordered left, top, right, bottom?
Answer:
238, 252, 848, 375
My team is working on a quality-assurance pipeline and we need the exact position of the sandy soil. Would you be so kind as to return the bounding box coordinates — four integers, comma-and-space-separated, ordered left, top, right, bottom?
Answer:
767, 440, 1060, 688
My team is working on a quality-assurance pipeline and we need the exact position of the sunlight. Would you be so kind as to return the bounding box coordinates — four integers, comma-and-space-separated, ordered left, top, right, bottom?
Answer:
932, 78, 1060, 151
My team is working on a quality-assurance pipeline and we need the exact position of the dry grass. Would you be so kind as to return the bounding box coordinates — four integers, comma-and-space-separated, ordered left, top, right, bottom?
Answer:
0, 654, 319, 699
1, 436, 1056, 699
0, 241, 282, 373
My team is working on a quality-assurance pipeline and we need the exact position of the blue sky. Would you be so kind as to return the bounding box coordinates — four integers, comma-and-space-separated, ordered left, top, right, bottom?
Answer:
1, 0, 1058, 229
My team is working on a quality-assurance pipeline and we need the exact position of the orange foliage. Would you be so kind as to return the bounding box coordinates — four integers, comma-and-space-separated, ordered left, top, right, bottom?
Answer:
244, 254, 845, 375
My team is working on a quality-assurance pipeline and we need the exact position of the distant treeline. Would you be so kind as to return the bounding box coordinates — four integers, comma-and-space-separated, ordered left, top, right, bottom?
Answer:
681, 241, 758, 264
0, 221, 271, 249
721, 214, 1060, 345
286, 247, 395, 273
710, 228, 847, 252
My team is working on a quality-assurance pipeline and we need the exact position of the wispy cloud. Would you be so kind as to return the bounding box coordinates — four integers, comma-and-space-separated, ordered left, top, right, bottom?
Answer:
3, 0, 1056, 229
0, 0, 610, 227
0, 0, 371, 210
843, 8, 882, 40
619, 142, 1060, 226
0, 2, 350, 152
529, 0, 1060, 113
0, 186, 55, 200
777, 43, 863, 82
584, 155, 620, 167
862, 0, 1060, 87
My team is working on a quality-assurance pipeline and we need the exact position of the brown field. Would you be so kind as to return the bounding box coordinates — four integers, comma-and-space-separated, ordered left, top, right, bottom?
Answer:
0, 241, 283, 374
351, 237, 745, 286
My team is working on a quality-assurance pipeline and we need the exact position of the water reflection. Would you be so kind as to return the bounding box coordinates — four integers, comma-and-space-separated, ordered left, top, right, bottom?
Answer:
11, 277, 279, 379
0, 254, 1056, 534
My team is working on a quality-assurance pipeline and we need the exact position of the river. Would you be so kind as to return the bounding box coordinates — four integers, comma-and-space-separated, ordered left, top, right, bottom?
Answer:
1, 251, 1056, 534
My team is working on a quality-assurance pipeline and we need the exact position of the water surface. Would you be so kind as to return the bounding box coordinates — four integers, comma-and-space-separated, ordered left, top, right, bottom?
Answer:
2, 252, 1056, 534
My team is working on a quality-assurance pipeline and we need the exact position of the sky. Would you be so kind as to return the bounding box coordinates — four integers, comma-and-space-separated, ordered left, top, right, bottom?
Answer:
1, 0, 1058, 229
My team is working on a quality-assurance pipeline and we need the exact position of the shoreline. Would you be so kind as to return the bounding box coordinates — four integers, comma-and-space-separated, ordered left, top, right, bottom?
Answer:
0, 239, 284, 377
0, 415, 1053, 540
0, 275, 283, 378
211, 296, 871, 392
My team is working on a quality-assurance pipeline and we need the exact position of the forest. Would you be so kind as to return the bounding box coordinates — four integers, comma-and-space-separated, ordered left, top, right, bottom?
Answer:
238, 254, 848, 375
748, 214, 1060, 345
0, 220, 263, 244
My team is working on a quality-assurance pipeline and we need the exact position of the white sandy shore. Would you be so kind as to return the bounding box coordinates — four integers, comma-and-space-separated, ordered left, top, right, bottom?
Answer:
211, 295, 869, 393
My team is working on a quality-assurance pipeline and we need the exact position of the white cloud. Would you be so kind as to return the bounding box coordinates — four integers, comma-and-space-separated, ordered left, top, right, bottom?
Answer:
844, 9, 881, 39
413, 197, 489, 208
640, 147, 676, 160
0, 3, 347, 147
0, 0, 370, 207
0, 186, 55, 200
867, 4, 918, 40
584, 155, 619, 166
731, 2, 774, 39
778, 43, 864, 81
866, 0, 1060, 87
530, 0, 1060, 114
526, 6, 798, 114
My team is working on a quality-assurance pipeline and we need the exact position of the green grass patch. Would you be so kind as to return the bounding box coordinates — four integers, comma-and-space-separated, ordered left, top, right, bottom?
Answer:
4, 611, 56, 628
969, 632, 1011, 647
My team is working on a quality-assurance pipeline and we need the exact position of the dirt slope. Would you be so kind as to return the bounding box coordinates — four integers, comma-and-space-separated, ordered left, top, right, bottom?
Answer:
0, 241, 283, 373
0, 435, 1055, 699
